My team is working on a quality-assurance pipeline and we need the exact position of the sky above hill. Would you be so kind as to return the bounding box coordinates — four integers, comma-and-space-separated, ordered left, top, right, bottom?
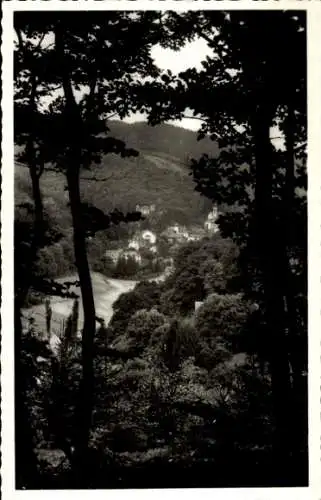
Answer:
126, 38, 284, 149
124, 37, 213, 132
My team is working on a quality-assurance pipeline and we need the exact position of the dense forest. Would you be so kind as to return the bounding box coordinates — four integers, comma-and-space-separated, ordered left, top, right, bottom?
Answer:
14, 10, 307, 489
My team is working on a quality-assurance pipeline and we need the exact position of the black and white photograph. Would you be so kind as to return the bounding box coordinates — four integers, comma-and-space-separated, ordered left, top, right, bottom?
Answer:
2, 0, 319, 494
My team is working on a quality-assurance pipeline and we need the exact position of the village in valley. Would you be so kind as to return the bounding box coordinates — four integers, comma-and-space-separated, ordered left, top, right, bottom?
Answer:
105, 204, 220, 279
22, 202, 221, 341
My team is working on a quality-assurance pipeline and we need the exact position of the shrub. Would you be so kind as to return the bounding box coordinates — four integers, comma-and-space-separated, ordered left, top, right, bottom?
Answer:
195, 293, 251, 353
124, 308, 168, 354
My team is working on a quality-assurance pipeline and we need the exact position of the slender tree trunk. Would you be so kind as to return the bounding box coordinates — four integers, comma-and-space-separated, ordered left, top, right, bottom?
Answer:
16, 26, 45, 252
282, 102, 308, 480
29, 156, 44, 241
15, 28, 46, 488
55, 21, 97, 483
251, 102, 293, 479
15, 142, 45, 489
15, 21, 98, 487
283, 102, 304, 383
67, 161, 96, 480
15, 158, 44, 486
15, 27, 45, 305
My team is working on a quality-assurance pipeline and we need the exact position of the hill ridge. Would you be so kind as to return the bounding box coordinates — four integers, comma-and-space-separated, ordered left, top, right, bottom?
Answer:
15, 120, 217, 232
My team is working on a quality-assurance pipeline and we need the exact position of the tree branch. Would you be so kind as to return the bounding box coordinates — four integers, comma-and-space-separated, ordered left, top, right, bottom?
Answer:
171, 12, 215, 47
293, 141, 307, 151
106, 112, 118, 121
36, 33, 46, 50
80, 176, 111, 182
15, 27, 25, 53
181, 115, 223, 139
40, 84, 62, 93
84, 28, 107, 123
196, 29, 215, 47
45, 43, 56, 51
181, 114, 208, 123
36, 161, 45, 179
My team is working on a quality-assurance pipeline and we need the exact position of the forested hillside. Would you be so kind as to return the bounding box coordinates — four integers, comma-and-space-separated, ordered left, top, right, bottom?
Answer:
16, 121, 216, 226
107, 120, 220, 161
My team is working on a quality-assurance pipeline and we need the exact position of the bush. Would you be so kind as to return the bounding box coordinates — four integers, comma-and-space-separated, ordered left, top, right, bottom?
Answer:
195, 292, 251, 353
196, 345, 231, 370
123, 308, 168, 354
110, 281, 161, 333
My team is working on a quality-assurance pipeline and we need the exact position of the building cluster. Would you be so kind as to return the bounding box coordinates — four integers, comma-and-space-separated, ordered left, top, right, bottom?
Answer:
160, 206, 219, 245
160, 223, 206, 244
135, 204, 156, 217
105, 206, 219, 269
105, 229, 158, 265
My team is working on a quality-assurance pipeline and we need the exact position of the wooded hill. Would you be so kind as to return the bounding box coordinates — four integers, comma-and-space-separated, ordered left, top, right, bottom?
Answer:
15, 121, 219, 228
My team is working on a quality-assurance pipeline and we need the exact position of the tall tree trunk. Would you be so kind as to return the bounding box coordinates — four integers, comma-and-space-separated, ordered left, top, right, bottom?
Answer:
15, 28, 46, 488
15, 141, 45, 489
15, 158, 44, 486
15, 27, 45, 305
283, 103, 305, 382
29, 153, 44, 243
282, 102, 308, 480
66, 165, 96, 478
54, 21, 97, 483
251, 102, 293, 479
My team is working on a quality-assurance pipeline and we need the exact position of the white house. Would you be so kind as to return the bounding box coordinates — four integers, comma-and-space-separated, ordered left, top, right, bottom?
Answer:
128, 238, 140, 251
171, 224, 179, 234
175, 224, 189, 239
204, 207, 219, 234
194, 301, 204, 312
149, 245, 158, 254
127, 230, 157, 252
135, 204, 156, 216
49, 332, 61, 357
121, 249, 142, 264
161, 224, 189, 243
141, 230, 157, 245
208, 206, 218, 221
204, 220, 219, 233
